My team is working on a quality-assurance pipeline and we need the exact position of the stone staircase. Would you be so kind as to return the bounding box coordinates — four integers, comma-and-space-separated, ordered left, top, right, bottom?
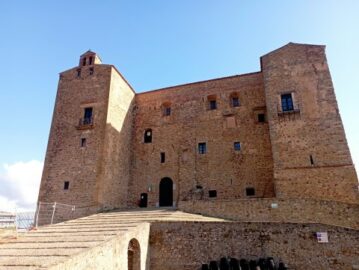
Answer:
0, 209, 226, 269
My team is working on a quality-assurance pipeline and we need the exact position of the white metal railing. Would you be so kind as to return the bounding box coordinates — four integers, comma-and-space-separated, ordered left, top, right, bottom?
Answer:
35, 202, 76, 227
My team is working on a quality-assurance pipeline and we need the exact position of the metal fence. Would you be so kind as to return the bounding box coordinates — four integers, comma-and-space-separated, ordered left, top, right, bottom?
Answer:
35, 202, 76, 227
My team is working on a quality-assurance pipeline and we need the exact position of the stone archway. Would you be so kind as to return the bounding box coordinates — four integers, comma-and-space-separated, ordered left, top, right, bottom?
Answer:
128, 238, 140, 270
159, 177, 173, 207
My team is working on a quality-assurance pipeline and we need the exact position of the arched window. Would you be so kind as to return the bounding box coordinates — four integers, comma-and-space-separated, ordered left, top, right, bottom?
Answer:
89, 56, 93, 65
82, 57, 86, 66
144, 129, 152, 143
128, 238, 141, 270
230, 92, 240, 107
162, 102, 171, 116
207, 95, 217, 110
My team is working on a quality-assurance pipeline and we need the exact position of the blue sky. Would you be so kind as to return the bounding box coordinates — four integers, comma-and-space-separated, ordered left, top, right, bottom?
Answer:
0, 1, 358, 210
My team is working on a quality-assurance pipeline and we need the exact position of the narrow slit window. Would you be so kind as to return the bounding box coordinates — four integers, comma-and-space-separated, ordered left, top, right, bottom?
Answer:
77, 69, 81, 77
64, 181, 70, 190
144, 129, 152, 143
81, 138, 86, 147
258, 113, 265, 123
89, 56, 93, 65
310, 155, 314, 166
161, 152, 165, 163
82, 57, 86, 66
246, 187, 255, 196
198, 142, 207, 154
89, 67, 94, 75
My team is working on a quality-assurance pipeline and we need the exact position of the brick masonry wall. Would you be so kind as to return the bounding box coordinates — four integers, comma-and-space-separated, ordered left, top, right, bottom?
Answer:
262, 43, 359, 204
179, 198, 359, 229
129, 72, 274, 207
150, 221, 359, 270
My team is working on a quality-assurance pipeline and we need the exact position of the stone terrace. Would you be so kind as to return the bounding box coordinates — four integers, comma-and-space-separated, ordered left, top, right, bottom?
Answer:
0, 209, 225, 270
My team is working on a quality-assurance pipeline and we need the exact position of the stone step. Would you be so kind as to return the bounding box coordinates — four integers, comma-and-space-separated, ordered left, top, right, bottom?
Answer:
0, 247, 86, 256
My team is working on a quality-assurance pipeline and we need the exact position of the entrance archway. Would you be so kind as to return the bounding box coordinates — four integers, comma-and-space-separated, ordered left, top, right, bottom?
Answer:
159, 177, 173, 207
128, 238, 140, 270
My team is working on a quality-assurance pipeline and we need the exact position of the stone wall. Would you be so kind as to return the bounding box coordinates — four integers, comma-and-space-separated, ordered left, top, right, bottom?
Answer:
262, 43, 358, 204
179, 198, 359, 229
150, 221, 359, 270
129, 72, 275, 207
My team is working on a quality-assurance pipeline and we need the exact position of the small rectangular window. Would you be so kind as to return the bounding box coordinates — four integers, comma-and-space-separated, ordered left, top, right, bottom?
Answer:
281, 93, 294, 112
246, 187, 255, 196
64, 181, 70, 190
209, 100, 217, 110
198, 142, 207, 154
89, 67, 94, 75
209, 190, 217, 198
232, 97, 240, 107
234, 142, 241, 151
164, 107, 171, 116
258, 113, 265, 123
89, 56, 93, 65
82, 58, 86, 66
81, 138, 86, 147
77, 69, 81, 77
161, 152, 165, 163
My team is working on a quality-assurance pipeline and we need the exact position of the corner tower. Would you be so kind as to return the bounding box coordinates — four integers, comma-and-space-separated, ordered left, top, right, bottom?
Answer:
37, 51, 135, 222
261, 43, 358, 203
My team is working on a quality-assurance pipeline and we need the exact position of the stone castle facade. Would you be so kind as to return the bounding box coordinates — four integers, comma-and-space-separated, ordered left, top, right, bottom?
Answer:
38, 42, 358, 216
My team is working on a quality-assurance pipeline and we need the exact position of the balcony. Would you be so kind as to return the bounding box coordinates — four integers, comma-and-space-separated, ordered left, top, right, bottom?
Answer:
76, 117, 94, 130
277, 105, 300, 120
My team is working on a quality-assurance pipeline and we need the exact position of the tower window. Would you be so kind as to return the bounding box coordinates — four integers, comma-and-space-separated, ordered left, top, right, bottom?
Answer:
207, 95, 217, 110
89, 67, 94, 75
89, 56, 93, 65
198, 142, 207, 154
81, 138, 86, 147
246, 187, 255, 196
164, 107, 171, 116
83, 107, 93, 125
281, 93, 294, 112
232, 97, 240, 107
82, 57, 86, 66
64, 181, 70, 190
209, 100, 217, 110
77, 69, 81, 78
144, 129, 152, 143
161, 152, 165, 163
234, 142, 241, 151
310, 155, 314, 166
209, 190, 217, 198
258, 113, 265, 123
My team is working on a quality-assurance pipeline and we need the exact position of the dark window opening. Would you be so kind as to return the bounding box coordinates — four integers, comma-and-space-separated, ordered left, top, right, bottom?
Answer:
164, 107, 171, 116
82, 57, 86, 66
81, 138, 86, 147
234, 142, 241, 151
209, 190, 217, 198
258, 113, 265, 123
310, 155, 314, 166
83, 107, 93, 125
281, 93, 294, 112
144, 129, 152, 143
89, 56, 93, 65
232, 97, 240, 107
160, 152, 165, 163
196, 185, 203, 189
89, 67, 94, 75
246, 187, 255, 196
209, 100, 217, 110
64, 181, 70, 190
77, 69, 81, 77
198, 142, 207, 154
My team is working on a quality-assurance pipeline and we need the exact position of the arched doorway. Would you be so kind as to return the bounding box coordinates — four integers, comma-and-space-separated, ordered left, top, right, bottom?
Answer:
159, 177, 173, 207
128, 238, 140, 270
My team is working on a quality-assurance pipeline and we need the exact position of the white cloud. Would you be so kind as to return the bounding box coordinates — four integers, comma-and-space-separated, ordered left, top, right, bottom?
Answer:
0, 160, 43, 212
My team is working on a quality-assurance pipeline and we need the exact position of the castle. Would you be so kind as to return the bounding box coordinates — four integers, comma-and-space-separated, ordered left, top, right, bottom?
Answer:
32, 42, 359, 269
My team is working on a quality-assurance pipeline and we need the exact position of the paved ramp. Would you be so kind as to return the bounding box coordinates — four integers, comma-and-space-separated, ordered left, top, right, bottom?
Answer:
0, 209, 226, 269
